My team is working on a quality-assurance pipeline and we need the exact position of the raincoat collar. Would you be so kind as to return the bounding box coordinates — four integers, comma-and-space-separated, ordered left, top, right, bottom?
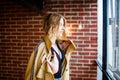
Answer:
43, 34, 76, 53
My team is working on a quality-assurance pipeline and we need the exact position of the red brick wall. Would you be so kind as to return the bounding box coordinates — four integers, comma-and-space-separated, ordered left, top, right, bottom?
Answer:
0, 0, 97, 80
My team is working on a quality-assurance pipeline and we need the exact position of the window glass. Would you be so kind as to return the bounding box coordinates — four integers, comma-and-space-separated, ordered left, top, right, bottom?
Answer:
107, 0, 120, 79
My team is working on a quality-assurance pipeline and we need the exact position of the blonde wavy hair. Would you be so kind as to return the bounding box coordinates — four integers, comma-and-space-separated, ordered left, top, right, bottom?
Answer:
43, 13, 66, 36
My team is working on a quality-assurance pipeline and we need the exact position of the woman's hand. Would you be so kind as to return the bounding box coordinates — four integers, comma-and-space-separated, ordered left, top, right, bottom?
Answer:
46, 52, 59, 74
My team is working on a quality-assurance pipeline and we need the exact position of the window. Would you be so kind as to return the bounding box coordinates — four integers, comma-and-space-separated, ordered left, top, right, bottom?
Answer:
96, 0, 120, 80
107, 0, 120, 80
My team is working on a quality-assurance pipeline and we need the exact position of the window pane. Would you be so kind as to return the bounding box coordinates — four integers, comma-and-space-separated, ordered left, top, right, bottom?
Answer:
107, 0, 120, 79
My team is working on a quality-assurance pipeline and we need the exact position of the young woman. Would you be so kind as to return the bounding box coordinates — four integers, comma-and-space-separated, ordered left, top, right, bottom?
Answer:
25, 13, 76, 80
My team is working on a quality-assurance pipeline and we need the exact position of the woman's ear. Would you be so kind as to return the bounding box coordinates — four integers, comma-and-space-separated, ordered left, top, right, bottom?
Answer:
48, 26, 53, 34
52, 25, 58, 34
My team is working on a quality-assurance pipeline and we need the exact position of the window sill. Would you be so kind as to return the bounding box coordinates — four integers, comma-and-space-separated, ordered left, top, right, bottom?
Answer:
113, 71, 120, 80
95, 60, 116, 80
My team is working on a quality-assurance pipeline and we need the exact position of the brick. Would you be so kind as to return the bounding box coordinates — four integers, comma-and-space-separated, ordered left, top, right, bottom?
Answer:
71, 55, 82, 59
78, 59, 89, 63
17, 28, 28, 32
71, 1, 83, 4
22, 25, 33, 28
22, 39, 33, 43
84, 55, 97, 59
17, 36, 28, 39
71, 70, 83, 74
28, 21, 40, 24
78, 51, 89, 55
17, 21, 27, 24
12, 32, 21, 35
23, 47, 33, 50
6, 21, 16, 24
66, 5, 78, 8
12, 46, 22, 49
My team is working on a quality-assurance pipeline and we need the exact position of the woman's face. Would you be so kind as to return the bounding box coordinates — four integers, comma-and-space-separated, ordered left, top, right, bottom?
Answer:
56, 18, 65, 38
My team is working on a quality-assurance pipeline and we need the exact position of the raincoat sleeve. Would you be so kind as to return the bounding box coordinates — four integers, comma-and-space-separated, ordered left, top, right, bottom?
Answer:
25, 41, 55, 80
25, 50, 35, 80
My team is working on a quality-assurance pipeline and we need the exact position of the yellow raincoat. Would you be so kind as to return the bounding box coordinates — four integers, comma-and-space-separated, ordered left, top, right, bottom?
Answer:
25, 34, 76, 80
